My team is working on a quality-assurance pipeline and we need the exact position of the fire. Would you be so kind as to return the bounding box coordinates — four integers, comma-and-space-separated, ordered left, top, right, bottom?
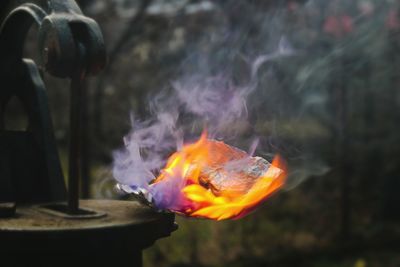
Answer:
150, 131, 286, 220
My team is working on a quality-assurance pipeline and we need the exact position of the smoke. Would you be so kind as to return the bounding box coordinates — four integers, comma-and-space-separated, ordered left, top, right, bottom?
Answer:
112, 34, 295, 194
111, 0, 398, 196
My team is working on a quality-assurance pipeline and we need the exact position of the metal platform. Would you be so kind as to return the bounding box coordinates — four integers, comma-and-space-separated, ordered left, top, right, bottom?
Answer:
0, 199, 176, 266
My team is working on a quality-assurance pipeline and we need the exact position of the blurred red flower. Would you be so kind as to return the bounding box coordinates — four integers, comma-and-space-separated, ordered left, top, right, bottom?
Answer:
386, 10, 400, 30
324, 15, 354, 39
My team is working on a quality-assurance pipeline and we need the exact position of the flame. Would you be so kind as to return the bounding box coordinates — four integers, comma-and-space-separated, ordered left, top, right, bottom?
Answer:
150, 131, 286, 220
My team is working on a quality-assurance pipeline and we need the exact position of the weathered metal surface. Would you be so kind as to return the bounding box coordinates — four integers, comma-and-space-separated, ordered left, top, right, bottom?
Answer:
0, 202, 16, 218
0, 0, 106, 209
0, 199, 176, 266
0, 2, 176, 266
0, 200, 175, 238
0, 59, 67, 206
0, 0, 106, 77
38, 203, 107, 219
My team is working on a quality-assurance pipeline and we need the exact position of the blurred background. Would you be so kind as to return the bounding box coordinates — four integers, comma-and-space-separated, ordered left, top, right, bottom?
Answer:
7, 0, 400, 266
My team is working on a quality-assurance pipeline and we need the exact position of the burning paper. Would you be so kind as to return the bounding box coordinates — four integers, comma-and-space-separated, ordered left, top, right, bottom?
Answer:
118, 131, 286, 221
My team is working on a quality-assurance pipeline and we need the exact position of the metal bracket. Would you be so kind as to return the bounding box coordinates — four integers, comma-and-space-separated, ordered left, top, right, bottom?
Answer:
0, 0, 106, 215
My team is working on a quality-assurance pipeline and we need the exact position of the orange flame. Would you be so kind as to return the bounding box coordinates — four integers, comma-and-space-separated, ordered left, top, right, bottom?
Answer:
151, 132, 286, 220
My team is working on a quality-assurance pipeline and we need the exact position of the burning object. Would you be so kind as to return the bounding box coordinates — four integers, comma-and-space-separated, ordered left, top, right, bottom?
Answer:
113, 49, 291, 221
118, 132, 286, 221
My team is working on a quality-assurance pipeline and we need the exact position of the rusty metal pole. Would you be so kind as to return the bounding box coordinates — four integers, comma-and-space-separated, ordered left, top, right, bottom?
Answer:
81, 77, 90, 199
68, 45, 86, 213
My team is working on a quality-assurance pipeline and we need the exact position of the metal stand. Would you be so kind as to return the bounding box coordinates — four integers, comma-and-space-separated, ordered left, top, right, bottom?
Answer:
0, 200, 175, 266
0, 1, 176, 265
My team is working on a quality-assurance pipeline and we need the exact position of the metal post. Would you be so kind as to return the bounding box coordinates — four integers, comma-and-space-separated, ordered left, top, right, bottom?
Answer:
68, 72, 81, 213
68, 44, 86, 213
